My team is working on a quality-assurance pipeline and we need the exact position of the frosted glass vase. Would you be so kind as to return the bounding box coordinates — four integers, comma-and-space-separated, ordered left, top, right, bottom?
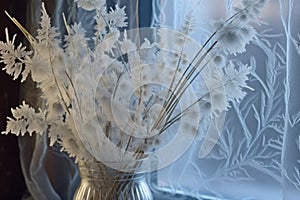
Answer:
73, 160, 153, 200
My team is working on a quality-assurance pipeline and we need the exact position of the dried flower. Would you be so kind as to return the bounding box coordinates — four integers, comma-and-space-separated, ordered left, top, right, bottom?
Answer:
0, 0, 267, 165
0, 28, 32, 82
222, 62, 253, 104
74, 0, 105, 11
3, 101, 47, 136
107, 5, 128, 29
215, 23, 256, 55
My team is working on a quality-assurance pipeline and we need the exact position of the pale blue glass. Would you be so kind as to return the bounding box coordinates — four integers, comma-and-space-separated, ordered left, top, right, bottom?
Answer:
150, 0, 300, 199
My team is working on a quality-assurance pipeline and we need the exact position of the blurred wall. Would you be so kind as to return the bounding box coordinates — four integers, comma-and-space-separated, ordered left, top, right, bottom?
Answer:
0, 0, 28, 199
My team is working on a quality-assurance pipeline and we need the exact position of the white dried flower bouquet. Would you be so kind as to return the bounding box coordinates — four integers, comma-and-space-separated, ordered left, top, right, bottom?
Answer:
0, 0, 267, 167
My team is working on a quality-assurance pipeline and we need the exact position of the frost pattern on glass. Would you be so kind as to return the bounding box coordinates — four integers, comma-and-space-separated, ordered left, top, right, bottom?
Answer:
151, 0, 300, 199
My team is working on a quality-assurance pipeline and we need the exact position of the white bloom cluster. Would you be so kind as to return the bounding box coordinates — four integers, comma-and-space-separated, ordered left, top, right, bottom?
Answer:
2, 101, 46, 136
212, 0, 268, 55
241, 0, 269, 19
74, 0, 105, 11
215, 23, 256, 55
0, 29, 32, 81
223, 62, 253, 104
0, 0, 267, 162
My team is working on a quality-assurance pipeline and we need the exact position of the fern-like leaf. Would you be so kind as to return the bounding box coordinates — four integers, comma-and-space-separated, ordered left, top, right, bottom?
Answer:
0, 28, 32, 82
107, 5, 128, 29
36, 3, 60, 43
2, 101, 47, 136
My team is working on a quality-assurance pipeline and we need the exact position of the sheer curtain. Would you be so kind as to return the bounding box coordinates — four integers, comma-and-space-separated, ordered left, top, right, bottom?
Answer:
150, 0, 300, 199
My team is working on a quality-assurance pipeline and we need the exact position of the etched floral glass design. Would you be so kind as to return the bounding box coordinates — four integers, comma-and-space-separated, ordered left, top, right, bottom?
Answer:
150, 0, 300, 199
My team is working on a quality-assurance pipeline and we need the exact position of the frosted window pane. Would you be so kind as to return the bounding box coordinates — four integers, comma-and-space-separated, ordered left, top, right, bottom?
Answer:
150, 1, 300, 199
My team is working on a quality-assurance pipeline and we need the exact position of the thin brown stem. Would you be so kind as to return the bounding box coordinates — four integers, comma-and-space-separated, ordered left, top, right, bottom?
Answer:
65, 71, 83, 120
160, 54, 214, 132
153, 41, 218, 131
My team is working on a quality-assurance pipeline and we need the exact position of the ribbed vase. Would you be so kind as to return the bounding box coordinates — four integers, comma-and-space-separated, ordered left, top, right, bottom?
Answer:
73, 159, 153, 200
